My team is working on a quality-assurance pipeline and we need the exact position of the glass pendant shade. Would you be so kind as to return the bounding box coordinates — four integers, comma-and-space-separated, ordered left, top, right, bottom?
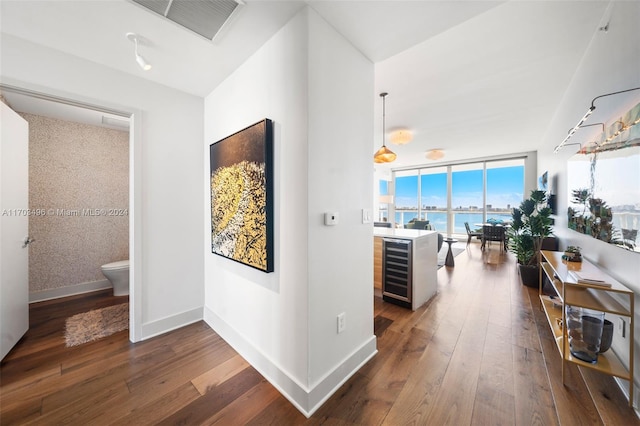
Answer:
373, 92, 396, 163
374, 145, 397, 163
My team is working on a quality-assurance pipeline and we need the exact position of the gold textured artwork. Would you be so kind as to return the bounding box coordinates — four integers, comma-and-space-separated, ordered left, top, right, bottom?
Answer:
210, 119, 274, 272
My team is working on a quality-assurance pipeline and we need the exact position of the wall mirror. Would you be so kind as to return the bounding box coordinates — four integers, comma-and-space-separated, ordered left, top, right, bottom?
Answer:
567, 102, 640, 253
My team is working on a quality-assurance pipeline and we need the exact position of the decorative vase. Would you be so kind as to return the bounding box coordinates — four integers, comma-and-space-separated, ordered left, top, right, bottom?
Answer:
566, 306, 605, 363
599, 319, 614, 353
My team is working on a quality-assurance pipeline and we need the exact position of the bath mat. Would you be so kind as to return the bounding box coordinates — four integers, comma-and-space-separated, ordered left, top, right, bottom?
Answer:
64, 303, 129, 347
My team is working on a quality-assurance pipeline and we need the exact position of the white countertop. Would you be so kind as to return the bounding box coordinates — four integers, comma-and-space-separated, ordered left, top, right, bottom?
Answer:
373, 228, 437, 240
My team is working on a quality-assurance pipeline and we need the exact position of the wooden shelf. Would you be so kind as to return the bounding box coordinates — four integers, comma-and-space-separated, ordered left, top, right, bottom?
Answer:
541, 251, 631, 294
542, 262, 563, 295
540, 294, 563, 341
564, 285, 630, 316
539, 250, 635, 407
554, 336, 631, 379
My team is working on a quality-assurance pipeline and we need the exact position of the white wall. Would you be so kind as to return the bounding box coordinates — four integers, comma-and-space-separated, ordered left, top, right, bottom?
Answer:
203, 7, 376, 416
537, 1, 640, 405
204, 7, 311, 401
1, 35, 204, 340
307, 6, 376, 397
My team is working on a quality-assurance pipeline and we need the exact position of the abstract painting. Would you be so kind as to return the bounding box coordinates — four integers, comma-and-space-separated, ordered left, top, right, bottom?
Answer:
210, 119, 274, 272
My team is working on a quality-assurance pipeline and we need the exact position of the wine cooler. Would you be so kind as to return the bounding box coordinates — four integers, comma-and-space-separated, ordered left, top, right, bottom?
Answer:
382, 238, 412, 308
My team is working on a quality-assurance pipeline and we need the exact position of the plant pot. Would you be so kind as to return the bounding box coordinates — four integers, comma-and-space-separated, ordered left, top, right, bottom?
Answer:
518, 263, 539, 288
562, 252, 582, 262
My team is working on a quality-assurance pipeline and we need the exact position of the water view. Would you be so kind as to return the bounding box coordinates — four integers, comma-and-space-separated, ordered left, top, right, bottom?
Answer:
392, 211, 512, 234
381, 160, 524, 235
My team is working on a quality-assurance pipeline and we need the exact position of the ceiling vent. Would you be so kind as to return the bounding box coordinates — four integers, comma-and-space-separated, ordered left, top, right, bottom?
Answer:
131, 0, 242, 41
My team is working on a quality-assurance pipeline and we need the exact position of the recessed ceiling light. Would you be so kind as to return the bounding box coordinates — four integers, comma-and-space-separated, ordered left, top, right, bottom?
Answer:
426, 149, 444, 160
390, 130, 413, 145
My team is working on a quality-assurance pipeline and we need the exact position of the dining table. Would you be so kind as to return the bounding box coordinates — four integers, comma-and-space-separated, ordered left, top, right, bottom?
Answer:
476, 223, 510, 251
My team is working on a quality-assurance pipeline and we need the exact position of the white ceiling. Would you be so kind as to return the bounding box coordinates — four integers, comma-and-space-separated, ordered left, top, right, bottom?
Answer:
0, 0, 614, 167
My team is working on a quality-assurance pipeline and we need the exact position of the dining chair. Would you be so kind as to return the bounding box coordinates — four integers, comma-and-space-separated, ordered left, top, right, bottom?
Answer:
481, 225, 506, 251
464, 222, 482, 246
622, 228, 638, 250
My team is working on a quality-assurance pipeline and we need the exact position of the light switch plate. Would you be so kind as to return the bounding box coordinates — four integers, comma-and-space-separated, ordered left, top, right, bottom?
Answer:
362, 208, 372, 224
337, 312, 346, 333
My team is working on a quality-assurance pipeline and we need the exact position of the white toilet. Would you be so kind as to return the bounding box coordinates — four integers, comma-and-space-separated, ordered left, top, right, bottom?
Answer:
101, 260, 130, 296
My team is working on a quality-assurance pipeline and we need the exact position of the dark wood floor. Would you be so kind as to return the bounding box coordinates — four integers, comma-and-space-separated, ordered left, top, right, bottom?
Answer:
1, 243, 638, 425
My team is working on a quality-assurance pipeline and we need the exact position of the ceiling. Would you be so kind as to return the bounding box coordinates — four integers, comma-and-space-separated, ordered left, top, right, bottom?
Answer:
0, 0, 614, 167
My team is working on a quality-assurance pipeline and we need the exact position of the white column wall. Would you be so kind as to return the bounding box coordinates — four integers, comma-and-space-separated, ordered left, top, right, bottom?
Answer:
203, 7, 376, 416
306, 7, 376, 394
203, 7, 310, 396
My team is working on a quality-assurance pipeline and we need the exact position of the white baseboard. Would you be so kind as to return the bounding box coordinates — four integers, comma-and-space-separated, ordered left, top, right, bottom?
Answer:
140, 307, 203, 341
29, 279, 112, 303
306, 336, 378, 415
203, 306, 377, 417
614, 376, 638, 415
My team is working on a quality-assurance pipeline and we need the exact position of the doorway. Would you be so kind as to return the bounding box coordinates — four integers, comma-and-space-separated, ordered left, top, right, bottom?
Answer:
0, 85, 140, 342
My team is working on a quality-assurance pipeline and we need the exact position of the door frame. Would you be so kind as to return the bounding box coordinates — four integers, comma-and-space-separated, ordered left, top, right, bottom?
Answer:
0, 84, 143, 342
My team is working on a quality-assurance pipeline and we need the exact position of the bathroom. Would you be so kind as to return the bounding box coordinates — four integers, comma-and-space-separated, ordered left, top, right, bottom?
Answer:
12, 96, 130, 302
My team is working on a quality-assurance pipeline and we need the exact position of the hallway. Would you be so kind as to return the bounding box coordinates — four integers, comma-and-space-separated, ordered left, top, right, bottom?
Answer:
1, 243, 636, 424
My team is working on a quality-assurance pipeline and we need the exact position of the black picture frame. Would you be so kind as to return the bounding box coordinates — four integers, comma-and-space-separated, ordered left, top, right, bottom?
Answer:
210, 119, 274, 272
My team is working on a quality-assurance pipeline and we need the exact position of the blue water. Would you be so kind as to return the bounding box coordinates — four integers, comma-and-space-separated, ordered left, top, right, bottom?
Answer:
395, 211, 512, 234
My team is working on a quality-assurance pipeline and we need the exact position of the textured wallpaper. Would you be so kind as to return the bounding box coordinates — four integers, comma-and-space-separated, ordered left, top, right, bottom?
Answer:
22, 113, 129, 293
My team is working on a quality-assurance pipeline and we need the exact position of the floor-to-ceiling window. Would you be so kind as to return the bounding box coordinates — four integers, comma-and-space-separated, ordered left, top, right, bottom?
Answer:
452, 163, 484, 234
395, 169, 419, 225
486, 159, 525, 222
420, 166, 447, 229
378, 179, 389, 221
392, 157, 525, 234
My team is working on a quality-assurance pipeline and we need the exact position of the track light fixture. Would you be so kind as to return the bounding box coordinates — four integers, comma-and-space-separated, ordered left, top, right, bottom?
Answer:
126, 32, 152, 71
373, 92, 397, 164
554, 87, 640, 153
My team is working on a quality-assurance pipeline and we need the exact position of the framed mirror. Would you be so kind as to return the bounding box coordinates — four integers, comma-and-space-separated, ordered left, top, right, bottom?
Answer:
567, 102, 640, 253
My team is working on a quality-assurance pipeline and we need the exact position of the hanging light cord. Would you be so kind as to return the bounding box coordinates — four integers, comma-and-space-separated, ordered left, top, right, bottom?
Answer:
381, 92, 387, 147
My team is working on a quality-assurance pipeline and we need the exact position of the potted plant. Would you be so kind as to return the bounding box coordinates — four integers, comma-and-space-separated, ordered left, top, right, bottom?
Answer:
508, 190, 554, 287
563, 246, 582, 262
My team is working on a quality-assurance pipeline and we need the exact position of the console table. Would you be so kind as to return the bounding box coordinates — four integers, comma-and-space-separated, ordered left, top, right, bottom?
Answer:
539, 250, 634, 407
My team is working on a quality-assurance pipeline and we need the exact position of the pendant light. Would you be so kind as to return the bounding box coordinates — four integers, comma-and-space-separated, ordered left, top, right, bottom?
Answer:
373, 92, 397, 163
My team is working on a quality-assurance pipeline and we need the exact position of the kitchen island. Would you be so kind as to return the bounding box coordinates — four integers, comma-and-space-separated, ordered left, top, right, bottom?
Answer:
373, 228, 439, 310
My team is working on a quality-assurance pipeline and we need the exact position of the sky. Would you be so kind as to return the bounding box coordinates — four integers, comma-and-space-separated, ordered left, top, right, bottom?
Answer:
391, 166, 524, 209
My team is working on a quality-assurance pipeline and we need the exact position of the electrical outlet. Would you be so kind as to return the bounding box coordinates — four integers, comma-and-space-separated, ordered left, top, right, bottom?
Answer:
337, 312, 346, 334
618, 317, 626, 338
